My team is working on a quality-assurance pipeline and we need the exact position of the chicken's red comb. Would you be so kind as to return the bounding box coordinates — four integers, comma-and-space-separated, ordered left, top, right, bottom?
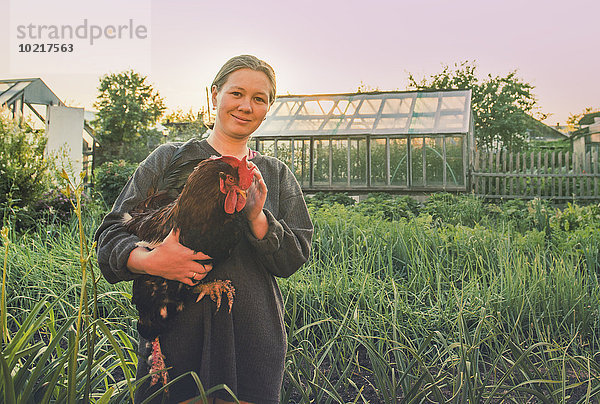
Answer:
209, 155, 255, 190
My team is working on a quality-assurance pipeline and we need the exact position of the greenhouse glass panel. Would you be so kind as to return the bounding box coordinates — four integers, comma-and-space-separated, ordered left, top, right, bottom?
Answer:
293, 139, 310, 186
323, 117, 352, 132
301, 100, 332, 115
390, 138, 408, 186
318, 100, 335, 114
441, 96, 466, 111
409, 116, 435, 131
0, 84, 27, 107
313, 139, 329, 186
289, 119, 322, 131
349, 117, 376, 131
382, 97, 412, 114
370, 138, 387, 186
331, 139, 348, 185
259, 119, 288, 133
277, 139, 292, 169
273, 101, 301, 116
413, 97, 438, 113
425, 137, 444, 186
445, 136, 464, 186
437, 113, 465, 131
350, 138, 367, 185
376, 117, 409, 130
358, 99, 381, 115
333, 100, 360, 115
411, 137, 424, 186
258, 140, 275, 156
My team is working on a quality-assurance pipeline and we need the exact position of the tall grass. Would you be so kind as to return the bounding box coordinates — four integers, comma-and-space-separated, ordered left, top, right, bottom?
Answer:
2, 193, 600, 402
279, 199, 600, 402
0, 172, 138, 403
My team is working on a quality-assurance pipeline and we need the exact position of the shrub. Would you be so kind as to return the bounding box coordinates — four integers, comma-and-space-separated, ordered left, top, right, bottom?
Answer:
423, 192, 488, 226
31, 187, 91, 224
552, 202, 600, 232
356, 193, 420, 220
0, 110, 52, 212
94, 160, 138, 206
305, 192, 356, 209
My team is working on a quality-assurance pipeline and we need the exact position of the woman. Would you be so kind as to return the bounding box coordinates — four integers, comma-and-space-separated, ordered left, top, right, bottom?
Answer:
95, 55, 313, 404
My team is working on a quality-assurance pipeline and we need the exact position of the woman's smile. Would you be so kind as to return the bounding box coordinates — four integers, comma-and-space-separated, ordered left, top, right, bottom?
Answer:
231, 113, 251, 123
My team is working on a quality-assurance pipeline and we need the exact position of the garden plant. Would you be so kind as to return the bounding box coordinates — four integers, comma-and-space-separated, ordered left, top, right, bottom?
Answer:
2, 184, 600, 402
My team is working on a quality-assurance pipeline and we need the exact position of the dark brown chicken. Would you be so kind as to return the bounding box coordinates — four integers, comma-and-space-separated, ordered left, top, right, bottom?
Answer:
123, 155, 255, 388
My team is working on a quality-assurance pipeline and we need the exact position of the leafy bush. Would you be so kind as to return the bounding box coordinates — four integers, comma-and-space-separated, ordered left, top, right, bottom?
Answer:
0, 110, 51, 212
305, 192, 356, 209
552, 202, 600, 232
31, 187, 91, 224
495, 198, 529, 224
94, 160, 138, 206
355, 193, 420, 220
423, 192, 488, 226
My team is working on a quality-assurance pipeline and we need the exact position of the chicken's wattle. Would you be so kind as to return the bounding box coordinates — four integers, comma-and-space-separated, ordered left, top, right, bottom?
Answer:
224, 187, 247, 214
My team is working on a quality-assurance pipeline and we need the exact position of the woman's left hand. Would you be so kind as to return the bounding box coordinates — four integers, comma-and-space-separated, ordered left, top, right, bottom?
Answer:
244, 162, 269, 239
245, 162, 267, 221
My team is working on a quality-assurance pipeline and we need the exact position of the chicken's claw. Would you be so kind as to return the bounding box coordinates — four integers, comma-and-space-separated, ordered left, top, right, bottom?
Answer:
194, 279, 235, 313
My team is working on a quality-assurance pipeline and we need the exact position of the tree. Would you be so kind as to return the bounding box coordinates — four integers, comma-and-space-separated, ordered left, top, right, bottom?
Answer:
92, 70, 166, 164
408, 61, 544, 152
163, 107, 208, 142
566, 106, 600, 131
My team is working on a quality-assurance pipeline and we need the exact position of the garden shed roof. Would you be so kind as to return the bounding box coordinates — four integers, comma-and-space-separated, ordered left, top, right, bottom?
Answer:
253, 89, 472, 138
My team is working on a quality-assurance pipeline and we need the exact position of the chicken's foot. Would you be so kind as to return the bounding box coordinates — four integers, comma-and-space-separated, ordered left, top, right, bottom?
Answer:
194, 279, 235, 313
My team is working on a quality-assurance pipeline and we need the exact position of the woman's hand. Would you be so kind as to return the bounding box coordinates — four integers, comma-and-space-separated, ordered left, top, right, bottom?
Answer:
244, 162, 269, 240
127, 229, 213, 286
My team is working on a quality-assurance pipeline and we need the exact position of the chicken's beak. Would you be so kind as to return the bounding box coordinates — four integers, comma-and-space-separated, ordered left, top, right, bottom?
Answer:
238, 190, 247, 199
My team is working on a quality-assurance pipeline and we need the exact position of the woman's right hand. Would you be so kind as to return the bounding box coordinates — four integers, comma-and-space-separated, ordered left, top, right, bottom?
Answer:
127, 229, 213, 286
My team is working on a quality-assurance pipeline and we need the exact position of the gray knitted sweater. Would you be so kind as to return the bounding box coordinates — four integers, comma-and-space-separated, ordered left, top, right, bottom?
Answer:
94, 139, 313, 403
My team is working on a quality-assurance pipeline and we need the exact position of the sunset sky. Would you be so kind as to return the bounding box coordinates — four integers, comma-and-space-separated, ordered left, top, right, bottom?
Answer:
1, 0, 598, 126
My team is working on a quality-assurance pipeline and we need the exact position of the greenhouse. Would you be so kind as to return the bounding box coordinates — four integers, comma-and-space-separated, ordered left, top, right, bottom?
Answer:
251, 89, 474, 193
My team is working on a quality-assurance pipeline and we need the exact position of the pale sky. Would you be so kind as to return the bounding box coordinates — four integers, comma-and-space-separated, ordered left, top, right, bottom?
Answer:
1, 0, 598, 126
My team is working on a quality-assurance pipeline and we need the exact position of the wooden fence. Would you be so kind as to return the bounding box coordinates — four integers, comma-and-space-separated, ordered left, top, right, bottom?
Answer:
472, 150, 600, 200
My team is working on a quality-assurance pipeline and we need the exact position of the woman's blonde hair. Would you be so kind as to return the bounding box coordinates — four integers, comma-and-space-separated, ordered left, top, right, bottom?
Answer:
206, 55, 276, 130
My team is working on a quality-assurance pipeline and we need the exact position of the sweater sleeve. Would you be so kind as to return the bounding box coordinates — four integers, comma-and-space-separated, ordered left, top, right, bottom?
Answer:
245, 162, 313, 278
94, 144, 178, 284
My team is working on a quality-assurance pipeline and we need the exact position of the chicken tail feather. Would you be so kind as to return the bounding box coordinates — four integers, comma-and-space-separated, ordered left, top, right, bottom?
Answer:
149, 337, 169, 391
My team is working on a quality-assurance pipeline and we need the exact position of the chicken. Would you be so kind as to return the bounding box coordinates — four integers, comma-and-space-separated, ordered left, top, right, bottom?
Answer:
123, 155, 255, 388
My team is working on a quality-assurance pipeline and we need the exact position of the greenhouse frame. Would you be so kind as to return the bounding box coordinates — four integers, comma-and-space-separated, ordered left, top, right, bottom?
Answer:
251, 89, 474, 193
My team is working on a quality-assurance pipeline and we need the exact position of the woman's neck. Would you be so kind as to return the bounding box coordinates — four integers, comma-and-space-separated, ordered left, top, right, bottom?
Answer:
206, 131, 250, 160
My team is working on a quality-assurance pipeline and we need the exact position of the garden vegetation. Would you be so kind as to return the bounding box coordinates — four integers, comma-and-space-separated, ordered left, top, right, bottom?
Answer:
2, 186, 600, 402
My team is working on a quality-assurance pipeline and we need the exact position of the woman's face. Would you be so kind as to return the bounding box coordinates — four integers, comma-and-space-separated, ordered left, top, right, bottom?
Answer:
211, 68, 272, 141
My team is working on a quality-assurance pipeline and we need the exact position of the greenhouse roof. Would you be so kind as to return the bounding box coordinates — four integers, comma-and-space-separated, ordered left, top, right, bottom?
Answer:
253, 89, 472, 138
0, 78, 62, 107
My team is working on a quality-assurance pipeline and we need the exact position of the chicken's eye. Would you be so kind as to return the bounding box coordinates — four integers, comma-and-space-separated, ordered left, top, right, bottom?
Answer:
225, 174, 236, 184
